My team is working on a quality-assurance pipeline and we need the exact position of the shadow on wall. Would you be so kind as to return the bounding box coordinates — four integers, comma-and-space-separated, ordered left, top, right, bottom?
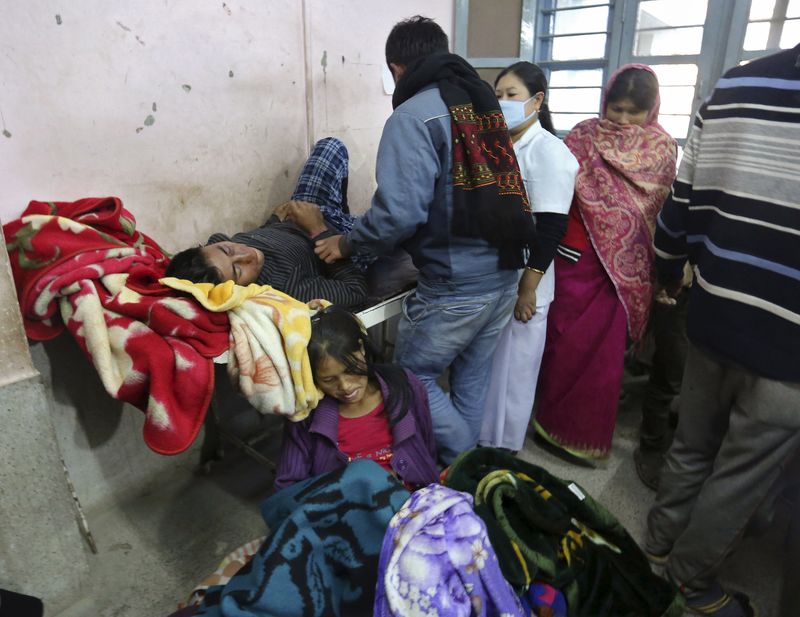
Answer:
38, 337, 124, 448
29, 336, 201, 513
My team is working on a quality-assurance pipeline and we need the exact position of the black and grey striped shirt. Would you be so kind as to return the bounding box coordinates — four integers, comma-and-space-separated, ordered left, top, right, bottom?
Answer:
209, 216, 367, 309
654, 44, 800, 381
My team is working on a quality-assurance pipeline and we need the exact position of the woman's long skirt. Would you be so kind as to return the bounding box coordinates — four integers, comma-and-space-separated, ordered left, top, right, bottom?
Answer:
533, 245, 627, 458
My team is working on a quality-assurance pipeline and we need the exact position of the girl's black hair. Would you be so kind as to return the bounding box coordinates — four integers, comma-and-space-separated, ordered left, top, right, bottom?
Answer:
605, 68, 659, 113
308, 306, 411, 426
495, 61, 557, 135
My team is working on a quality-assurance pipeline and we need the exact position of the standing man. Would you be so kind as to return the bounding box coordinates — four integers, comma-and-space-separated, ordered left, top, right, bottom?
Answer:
644, 44, 800, 617
315, 16, 537, 464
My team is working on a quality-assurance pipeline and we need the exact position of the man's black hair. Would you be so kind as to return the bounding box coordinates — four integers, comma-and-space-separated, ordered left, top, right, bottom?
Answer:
165, 246, 223, 284
385, 15, 449, 68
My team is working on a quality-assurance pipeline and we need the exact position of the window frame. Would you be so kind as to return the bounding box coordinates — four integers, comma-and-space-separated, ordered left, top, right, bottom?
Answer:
453, 0, 537, 69
454, 0, 791, 143
740, 0, 799, 61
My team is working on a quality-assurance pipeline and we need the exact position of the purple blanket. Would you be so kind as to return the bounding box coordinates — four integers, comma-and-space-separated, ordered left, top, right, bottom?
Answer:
374, 484, 523, 616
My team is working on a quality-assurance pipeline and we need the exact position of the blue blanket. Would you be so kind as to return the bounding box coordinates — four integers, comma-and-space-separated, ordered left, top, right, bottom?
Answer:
196, 460, 410, 617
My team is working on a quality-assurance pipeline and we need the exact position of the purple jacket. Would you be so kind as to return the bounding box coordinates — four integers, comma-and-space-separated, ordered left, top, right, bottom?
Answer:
274, 369, 439, 491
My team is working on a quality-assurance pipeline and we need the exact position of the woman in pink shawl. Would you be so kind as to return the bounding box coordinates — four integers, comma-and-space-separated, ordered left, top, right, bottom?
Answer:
533, 64, 677, 463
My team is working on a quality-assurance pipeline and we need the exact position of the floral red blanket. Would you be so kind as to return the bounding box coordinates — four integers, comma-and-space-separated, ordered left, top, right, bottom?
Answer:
3, 197, 230, 454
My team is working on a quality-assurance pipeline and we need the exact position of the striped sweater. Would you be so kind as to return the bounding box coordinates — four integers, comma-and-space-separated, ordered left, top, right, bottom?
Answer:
654, 44, 800, 381
209, 216, 367, 309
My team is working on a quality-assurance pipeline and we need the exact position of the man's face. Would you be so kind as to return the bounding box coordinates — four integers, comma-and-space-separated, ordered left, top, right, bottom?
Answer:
200, 241, 264, 285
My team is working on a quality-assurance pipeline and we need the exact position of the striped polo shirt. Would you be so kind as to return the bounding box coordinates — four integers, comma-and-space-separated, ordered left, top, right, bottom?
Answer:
654, 44, 800, 381
209, 216, 367, 309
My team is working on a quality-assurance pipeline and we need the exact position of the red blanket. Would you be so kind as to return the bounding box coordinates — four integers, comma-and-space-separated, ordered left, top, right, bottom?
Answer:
3, 197, 230, 454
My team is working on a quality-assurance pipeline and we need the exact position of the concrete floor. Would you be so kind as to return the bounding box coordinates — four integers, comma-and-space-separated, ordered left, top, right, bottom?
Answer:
54, 374, 787, 617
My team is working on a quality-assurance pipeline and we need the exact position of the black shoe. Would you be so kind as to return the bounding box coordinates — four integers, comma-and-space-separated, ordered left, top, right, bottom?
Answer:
0, 588, 43, 617
684, 582, 757, 616
634, 447, 664, 491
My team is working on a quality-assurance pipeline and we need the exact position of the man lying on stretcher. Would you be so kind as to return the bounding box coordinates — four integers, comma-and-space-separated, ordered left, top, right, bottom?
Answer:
165, 138, 368, 309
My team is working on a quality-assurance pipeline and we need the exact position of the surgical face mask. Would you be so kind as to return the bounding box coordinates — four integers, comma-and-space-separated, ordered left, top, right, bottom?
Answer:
499, 95, 539, 130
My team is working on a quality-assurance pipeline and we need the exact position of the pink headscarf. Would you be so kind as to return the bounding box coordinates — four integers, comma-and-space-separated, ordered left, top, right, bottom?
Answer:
565, 64, 677, 343
600, 62, 663, 125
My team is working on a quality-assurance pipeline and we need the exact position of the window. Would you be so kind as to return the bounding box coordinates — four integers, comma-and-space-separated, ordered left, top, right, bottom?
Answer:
542, 1, 611, 61
456, 0, 799, 143
743, 0, 800, 59
624, 0, 709, 145
548, 68, 604, 132
535, 1, 612, 131
633, 0, 708, 56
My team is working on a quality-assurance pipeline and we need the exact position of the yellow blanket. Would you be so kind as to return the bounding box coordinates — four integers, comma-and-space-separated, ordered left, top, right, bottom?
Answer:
160, 278, 324, 421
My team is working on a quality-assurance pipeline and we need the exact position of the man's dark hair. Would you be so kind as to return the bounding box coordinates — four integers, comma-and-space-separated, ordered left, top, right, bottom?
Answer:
165, 246, 223, 284
385, 15, 449, 68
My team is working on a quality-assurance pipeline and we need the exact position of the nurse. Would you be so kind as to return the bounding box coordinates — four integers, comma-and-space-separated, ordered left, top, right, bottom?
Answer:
479, 62, 578, 453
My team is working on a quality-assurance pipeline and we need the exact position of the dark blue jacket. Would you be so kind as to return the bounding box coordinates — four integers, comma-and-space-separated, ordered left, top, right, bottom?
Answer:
344, 85, 516, 294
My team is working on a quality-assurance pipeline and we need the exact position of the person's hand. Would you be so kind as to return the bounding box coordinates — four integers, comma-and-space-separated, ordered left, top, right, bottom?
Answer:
315, 235, 344, 263
274, 201, 290, 220
654, 288, 676, 306
654, 280, 682, 306
275, 200, 327, 236
514, 288, 537, 322
514, 268, 541, 322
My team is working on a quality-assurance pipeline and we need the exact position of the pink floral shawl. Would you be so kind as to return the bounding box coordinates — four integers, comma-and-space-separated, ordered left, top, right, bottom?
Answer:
564, 63, 677, 342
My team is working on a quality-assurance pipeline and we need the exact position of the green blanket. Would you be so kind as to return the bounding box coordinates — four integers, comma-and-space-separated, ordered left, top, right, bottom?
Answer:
445, 448, 683, 617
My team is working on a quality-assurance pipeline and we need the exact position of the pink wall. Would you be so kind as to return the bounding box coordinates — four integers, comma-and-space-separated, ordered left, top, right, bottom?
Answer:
0, 0, 454, 511
0, 0, 454, 248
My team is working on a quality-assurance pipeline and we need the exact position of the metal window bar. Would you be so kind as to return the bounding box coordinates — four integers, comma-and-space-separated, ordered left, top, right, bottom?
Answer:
539, 30, 611, 39
541, 2, 611, 14
634, 25, 706, 34
768, 0, 791, 48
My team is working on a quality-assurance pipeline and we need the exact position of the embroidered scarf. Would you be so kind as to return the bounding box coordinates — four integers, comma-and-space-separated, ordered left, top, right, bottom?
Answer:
564, 64, 677, 342
393, 53, 535, 270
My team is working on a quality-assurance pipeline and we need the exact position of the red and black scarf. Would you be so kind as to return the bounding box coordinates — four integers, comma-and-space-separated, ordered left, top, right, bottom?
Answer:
393, 53, 535, 269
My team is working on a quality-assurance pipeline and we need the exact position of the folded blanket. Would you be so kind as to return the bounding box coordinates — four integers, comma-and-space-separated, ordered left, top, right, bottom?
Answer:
445, 448, 683, 617
374, 483, 523, 617
187, 536, 267, 607
3, 198, 230, 454
196, 459, 410, 617
161, 278, 323, 421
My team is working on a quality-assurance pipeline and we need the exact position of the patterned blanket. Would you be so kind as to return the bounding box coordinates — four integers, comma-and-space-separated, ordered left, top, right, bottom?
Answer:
161, 278, 324, 421
445, 448, 683, 617
187, 537, 267, 607
374, 484, 523, 617
3, 198, 230, 454
196, 459, 410, 617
